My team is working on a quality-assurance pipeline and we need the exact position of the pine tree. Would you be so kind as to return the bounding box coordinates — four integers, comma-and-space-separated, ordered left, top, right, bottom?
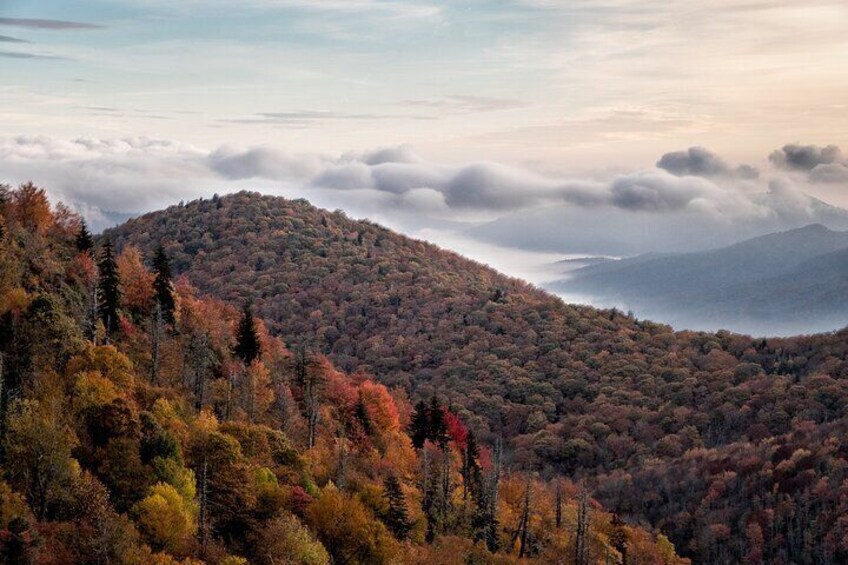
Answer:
410, 399, 429, 449
463, 430, 482, 498
97, 239, 121, 337
75, 219, 94, 253
383, 475, 412, 540
234, 302, 261, 364
428, 396, 448, 449
152, 244, 175, 325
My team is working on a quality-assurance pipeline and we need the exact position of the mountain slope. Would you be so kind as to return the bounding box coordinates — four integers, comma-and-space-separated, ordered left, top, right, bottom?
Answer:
1, 184, 689, 564
551, 224, 848, 334
106, 191, 848, 563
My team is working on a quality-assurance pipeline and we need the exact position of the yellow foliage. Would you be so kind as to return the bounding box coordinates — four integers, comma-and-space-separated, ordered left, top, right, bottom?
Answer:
0, 286, 30, 315
133, 482, 198, 555
72, 370, 120, 412
66, 344, 135, 390
0, 481, 29, 529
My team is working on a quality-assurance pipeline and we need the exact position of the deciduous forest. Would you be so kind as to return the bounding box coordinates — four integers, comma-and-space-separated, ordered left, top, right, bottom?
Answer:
0, 184, 686, 563
105, 191, 848, 564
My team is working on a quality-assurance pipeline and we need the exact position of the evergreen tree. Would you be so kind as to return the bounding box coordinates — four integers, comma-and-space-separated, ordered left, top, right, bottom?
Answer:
97, 239, 121, 337
234, 302, 261, 364
428, 396, 448, 449
463, 430, 483, 501
152, 244, 176, 325
383, 475, 412, 540
410, 399, 429, 449
75, 219, 94, 253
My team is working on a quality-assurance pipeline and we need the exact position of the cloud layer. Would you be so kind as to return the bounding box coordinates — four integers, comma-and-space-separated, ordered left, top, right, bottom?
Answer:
2, 136, 847, 257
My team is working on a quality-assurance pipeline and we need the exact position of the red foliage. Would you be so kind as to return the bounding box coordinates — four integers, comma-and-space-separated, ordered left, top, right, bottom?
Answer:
443, 408, 467, 448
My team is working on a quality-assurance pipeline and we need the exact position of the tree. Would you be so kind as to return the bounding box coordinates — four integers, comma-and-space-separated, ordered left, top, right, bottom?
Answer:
383, 475, 412, 540
4, 399, 78, 520
98, 240, 121, 338
610, 513, 628, 564
306, 486, 397, 565
410, 400, 428, 449
234, 303, 260, 365
152, 245, 176, 325
76, 219, 94, 253
252, 514, 330, 565
428, 397, 448, 449
575, 486, 589, 565
11, 182, 52, 235
133, 482, 198, 555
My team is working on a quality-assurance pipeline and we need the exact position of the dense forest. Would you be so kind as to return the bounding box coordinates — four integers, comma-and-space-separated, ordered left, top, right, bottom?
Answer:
0, 182, 685, 563
105, 191, 848, 564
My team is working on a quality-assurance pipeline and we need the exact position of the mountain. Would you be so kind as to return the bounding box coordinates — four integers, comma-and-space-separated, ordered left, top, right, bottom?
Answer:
551, 224, 848, 335
0, 184, 685, 564
105, 191, 848, 563
467, 192, 848, 256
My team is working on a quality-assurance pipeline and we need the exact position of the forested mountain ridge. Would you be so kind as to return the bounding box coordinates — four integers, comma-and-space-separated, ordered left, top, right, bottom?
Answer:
105, 191, 848, 563
551, 223, 848, 335
0, 182, 685, 563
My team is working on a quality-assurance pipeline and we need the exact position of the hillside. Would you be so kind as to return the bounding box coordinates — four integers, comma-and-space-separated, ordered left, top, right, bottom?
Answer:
0, 183, 687, 563
105, 191, 848, 563
550, 224, 848, 335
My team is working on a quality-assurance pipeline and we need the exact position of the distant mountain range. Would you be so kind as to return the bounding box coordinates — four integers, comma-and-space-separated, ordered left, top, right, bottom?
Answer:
549, 223, 848, 335
470, 192, 848, 256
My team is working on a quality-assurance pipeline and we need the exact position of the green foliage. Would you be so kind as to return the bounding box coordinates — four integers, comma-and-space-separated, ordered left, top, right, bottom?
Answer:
234, 303, 260, 365
98, 239, 121, 336
382, 475, 412, 540
152, 245, 176, 325
75, 219, 94, 254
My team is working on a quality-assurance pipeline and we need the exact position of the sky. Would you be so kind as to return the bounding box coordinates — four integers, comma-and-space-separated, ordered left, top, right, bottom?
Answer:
2, 0, 848, 287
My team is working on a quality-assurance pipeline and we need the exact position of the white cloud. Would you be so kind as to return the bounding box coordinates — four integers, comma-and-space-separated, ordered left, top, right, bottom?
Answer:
2, 135, 847, 259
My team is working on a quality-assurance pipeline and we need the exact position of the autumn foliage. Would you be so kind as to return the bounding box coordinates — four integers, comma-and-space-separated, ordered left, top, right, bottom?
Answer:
0, 184, 687, 564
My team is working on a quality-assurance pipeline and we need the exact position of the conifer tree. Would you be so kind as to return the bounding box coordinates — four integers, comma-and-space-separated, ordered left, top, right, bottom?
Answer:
152, 244, 176, 325
383, 475, 412, 540
410, 399, 429, 449
234, 302, 261, 364
97, 239, 121, 337
428, 396, 448, 449
75, 219, 94, 253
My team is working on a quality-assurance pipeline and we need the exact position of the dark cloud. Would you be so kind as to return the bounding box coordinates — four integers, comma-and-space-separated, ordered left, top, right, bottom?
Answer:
657, 146, 758, 179
769, 143, 843, 171
0, 17, 103, 30
0, 34, 27, 43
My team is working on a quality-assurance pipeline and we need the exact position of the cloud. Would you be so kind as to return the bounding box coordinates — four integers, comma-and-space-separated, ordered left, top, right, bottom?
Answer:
809, 163, 848, 183
402, 96, 528, 114
657, 146, 758, 179
0, 50, 68, 60
769, 143, 848, 184
208, 146, 326, 180
0, 35, 27, 43
2, 135, 847, 255
769, 143, 843, 172
223, 110, 434, 128
0, 17, 103, 30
